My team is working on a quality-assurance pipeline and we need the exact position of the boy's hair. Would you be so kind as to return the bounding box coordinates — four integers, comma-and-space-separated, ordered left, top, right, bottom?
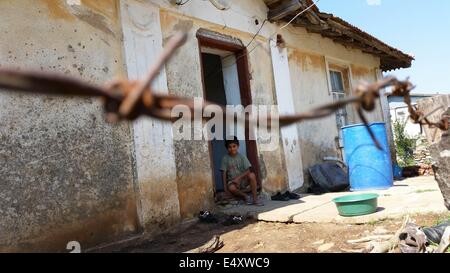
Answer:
225, 136, 240, 148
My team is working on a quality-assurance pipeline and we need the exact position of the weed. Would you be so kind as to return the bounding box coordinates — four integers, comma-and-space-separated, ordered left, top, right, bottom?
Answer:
414, 189, 438, 194
393, 121, 419, 167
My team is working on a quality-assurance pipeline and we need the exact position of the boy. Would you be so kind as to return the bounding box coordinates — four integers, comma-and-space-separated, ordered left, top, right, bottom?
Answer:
220, 137, 263, 206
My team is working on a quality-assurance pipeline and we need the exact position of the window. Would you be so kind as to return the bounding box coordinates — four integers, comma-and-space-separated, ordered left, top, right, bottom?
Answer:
329, 70, 348, 129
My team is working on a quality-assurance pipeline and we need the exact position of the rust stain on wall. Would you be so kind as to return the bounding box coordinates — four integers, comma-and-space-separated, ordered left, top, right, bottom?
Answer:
69, 5, 117, 37
39, 0, 118, 35
288, 48, 325, 72
81, 0, 118, 21
173, 19, 194, 33
177, 174, 213, 219
40, 0, 75, 20
351, 64, 371, 79
160, 9, 266, 46
137, 180, 181, 232
262, 175, 286, 193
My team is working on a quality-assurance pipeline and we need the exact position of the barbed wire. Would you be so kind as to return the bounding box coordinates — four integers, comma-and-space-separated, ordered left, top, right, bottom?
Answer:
0, 32, 448, 150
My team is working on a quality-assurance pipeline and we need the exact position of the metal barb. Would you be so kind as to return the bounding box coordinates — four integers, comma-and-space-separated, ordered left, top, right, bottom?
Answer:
0, 32, 448, 149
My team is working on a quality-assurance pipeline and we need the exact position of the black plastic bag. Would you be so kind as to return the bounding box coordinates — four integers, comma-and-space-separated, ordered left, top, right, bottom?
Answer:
308, 162, 349, 194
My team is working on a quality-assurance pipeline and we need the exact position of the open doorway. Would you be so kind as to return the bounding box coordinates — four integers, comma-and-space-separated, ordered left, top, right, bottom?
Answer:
197, 31, 260, 194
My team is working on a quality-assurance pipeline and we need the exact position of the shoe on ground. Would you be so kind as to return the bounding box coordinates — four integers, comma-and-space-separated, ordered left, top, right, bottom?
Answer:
223, 215, 243, 226
271, 192, 290, 201
283, 191, 301, 200
199, 211, 218, 223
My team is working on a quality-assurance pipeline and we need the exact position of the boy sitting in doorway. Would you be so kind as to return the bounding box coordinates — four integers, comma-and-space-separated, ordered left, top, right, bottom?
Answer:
220, 137, 264, 206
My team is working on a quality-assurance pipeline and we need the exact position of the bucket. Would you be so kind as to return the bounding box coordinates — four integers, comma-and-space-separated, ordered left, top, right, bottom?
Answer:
342, 123, 393, 191
333, 193, 379, 217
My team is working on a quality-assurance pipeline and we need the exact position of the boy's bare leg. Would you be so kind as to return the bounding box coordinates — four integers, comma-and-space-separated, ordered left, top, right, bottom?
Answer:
248, 172, 259, 203
228, 184, 247, 201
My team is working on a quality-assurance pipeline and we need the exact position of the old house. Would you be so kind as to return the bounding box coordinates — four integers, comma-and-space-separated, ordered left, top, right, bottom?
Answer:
0, 0, 412, 252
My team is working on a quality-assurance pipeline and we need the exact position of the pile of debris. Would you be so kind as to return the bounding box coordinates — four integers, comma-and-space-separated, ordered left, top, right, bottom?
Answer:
418, 164, 434, 176
413, 138, 434, 176
345, 216, 450, 253
402, 164, 434, 178
414, 144, 433, 165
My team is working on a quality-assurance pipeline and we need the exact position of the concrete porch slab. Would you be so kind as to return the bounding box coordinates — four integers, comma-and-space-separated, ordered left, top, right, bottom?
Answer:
218, 176, 448, 224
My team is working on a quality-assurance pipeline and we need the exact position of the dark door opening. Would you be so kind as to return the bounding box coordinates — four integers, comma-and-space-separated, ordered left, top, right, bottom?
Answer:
198, 36, 261, 194
202, 53, 248, 192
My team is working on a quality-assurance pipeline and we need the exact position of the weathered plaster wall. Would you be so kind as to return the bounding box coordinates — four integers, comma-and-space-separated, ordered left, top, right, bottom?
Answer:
0, 0, 138, 252
350, 64, 384, 123
0, 0, 392, 251
159, 7, 287, 209
119, 0, 181, 238
287, 49, 338, 189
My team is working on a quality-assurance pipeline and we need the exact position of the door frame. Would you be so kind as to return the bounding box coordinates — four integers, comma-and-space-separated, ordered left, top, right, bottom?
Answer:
196, 30, 261, 194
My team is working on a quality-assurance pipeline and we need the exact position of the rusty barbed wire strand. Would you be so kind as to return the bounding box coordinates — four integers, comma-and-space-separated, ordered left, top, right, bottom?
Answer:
0, 32, 448, 150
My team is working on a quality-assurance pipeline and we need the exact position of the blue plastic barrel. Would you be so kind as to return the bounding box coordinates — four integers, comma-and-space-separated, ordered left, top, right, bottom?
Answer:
342, 122, 393, 191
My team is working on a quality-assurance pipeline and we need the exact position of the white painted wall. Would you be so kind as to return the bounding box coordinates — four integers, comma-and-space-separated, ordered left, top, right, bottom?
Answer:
270, 40, 304, 191
389, 96, 432, 138
120, 0, 180, 229
390, 107, 423, 137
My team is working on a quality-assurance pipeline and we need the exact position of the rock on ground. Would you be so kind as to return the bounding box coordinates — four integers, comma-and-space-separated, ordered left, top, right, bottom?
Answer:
317, 243, 335, 253
430, 132, 450, 210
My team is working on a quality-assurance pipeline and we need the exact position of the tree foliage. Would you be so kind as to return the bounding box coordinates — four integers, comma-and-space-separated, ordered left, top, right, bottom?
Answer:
393, 120, 418, 167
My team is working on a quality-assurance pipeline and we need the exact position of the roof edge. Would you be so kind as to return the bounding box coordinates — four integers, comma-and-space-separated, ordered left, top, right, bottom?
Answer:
266, 0, 414, 71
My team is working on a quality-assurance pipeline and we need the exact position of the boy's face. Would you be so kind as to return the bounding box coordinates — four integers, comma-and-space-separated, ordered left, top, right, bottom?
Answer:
227, 143, 239, 156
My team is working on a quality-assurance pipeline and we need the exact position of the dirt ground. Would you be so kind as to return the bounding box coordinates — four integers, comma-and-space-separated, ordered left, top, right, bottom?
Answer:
102, 212, 450, 253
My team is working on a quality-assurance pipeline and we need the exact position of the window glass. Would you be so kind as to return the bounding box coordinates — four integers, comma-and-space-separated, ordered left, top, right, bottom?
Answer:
330, 70, 344, 93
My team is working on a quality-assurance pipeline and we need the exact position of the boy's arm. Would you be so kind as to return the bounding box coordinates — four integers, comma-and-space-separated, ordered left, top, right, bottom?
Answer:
230, 169, 251, 184
230, 156, 252, 184
222, 171, 229, 193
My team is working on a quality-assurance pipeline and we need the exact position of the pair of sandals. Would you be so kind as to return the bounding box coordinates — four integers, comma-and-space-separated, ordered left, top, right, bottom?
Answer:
271, 191, 300, 201
198, 211, 244, 226
198, 211, 219, 223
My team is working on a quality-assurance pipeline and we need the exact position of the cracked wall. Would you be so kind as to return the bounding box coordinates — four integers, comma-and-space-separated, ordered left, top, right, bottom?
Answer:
0, 0, 138, 252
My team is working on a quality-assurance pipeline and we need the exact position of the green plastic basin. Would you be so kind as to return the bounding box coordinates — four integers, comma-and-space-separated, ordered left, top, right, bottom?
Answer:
332, 193, 379, 217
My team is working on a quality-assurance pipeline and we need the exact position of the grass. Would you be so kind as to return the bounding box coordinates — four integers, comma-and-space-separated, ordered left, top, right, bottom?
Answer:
429, 241, 450, 253
414, 189, 438, 194
367, 219, 386, 226
433, 214, 450, 226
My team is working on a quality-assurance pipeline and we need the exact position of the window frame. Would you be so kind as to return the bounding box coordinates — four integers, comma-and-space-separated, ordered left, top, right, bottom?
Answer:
325, 56, 354, 96
329, 69, 348, 130
325, 57, 354, 132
